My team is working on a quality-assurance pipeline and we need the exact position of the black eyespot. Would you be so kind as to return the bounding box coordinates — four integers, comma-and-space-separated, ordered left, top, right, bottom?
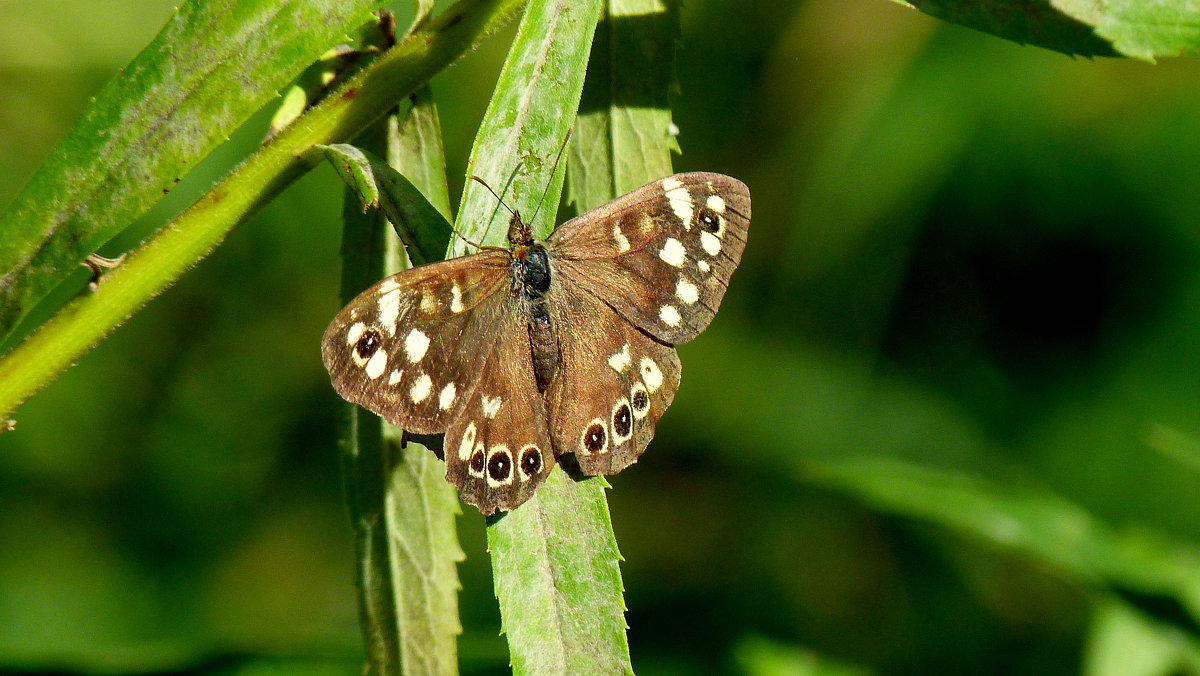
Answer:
613, 403, 632, 437
469, 449, 486, 474
354, 329, 382, 360
521, 447, 542, 476
488, 451, 512, 481
632, 388, 650, 413
698, 207, 720, 233
584, 423, 606, 453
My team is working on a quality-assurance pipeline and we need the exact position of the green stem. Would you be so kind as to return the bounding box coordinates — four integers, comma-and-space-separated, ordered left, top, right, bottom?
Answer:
0, 0, 526, 417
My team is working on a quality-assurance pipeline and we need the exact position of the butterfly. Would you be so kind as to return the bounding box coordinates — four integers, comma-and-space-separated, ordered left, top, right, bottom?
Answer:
322, 172, 751, 515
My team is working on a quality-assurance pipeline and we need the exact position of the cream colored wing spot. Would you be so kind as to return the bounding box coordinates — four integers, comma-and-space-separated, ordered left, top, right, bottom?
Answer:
640, 357, 664, 393
458, 422, 478, 461
698, 260, 711, 274
613, 225, 631, 253
706, 194, 726, 214
346, 321, 366, 347
438, 382, 457, 410
665, 186, 694, 230
659, 238, 687, 268
404, 328, 431, 363
378, 289, 403, 336
700, 231, 721, 257
410, 373, 432, 403
659, 305, 682, 327
608, 344, 632, 373
365, 350, 388, 380
450, 284, 464, 313
675, 279, 699, 304
388, 369, 403, 386
481, 395, 503, 419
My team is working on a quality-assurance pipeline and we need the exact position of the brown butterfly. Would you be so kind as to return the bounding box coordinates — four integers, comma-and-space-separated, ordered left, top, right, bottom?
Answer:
322, 172, 751, 514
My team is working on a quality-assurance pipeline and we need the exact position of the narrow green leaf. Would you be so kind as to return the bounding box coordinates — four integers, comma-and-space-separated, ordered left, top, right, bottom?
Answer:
1083, 599, 1200, 676
814, 457, 1200, 632
893, 0, 1200, 59
455, 0, 630, 671
568, 0, 679, 208
0, 0, 386, 342
320, 142, 453, 265
0, 0, 527, 418
454, 0, 602, 248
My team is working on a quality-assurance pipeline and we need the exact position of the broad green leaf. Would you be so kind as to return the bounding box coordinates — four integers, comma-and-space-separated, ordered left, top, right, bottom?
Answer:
320, 141, 453, 265
488, 470, 630, 674
892, 0, 1200, 59
0, 0, 527, 418
568, 0, 679, 208
337, 92, 463, 675
1083, 599, 1200, 676
0, 0, 386, 343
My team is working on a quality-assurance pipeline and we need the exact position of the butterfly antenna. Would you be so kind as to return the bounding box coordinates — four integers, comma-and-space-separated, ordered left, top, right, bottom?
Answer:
470, 175, 520, 220
526, 127, 573, 229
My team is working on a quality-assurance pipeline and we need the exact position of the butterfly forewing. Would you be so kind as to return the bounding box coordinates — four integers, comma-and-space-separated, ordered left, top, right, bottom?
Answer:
548, 172, 751, 345
544, 280, 681, 476
321, 251, 510, 434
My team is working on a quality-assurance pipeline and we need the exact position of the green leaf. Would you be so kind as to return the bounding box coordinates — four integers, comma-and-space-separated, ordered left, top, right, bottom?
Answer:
0, 0, 527, 418
568, 0, 679, 208
320, 140, 453, 265
0, 0, 386, 343
454, 0, 636, 671
892, 0, 1200, 59
813, 457, 1200, 634
454, 0, 602, 248
488, 470, 630, 674
337, 91, 463, 675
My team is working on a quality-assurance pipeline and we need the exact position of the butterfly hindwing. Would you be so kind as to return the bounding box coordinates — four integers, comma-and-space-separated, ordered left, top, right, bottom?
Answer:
544, 280, 681, 476
321, 251, 511, 434
547, 172, 750, 345
441, 291, 556, 514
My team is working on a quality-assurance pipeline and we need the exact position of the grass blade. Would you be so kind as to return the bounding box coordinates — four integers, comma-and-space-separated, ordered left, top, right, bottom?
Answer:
0, 0, 527, 418
0, 0, 385, 341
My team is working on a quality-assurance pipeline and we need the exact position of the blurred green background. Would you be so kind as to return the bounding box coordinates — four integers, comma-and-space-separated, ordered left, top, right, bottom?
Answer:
4, 0, 1200, 674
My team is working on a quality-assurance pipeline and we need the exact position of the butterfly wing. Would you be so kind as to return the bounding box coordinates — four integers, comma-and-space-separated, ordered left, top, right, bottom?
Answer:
321, 251, 511, 434
441, 292, 556, 514
322, 250, 556, 515
547, 172, 751, 345
543, 279, 681, 476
